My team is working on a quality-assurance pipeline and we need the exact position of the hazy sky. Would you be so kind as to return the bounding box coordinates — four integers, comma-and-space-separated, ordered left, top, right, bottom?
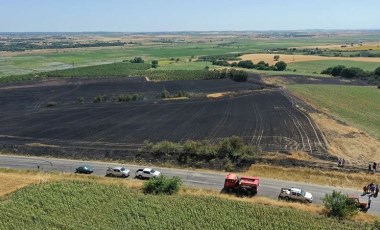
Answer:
1, 0, 379, 32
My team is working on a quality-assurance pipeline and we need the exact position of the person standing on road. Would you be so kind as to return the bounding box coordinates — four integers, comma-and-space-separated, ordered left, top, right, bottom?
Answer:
369, 163, 373, 174
373, 162, 377, 173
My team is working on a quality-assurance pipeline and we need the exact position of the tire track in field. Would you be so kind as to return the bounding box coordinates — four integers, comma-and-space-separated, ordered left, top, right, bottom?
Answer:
208, 99, 233, 138
281, 89, 328, 152
256, 111, 264, 146
283, 107, 306, 151
284, 107, 313, 153
250, 103, 260, 145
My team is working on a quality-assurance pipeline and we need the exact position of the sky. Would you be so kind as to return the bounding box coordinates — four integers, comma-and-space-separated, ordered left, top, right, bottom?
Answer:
0, 0, 379, 32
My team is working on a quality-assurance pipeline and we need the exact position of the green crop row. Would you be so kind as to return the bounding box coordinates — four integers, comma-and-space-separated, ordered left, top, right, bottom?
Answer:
0, 181, 369, 229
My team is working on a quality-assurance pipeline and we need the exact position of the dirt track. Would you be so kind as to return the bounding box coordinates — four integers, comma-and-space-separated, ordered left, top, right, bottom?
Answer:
0, 77, 329, 162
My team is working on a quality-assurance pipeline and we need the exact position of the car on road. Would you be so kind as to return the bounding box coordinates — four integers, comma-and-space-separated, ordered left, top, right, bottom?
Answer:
135, 168, 161, 179
106, 166, 130, 178
278, 187, 313, 203
75, 165, 94, 174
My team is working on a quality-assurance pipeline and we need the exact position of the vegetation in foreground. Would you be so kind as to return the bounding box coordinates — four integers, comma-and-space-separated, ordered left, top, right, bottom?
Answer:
287, 84, 380, 140
0, 180, 371, 229
323, 191, 359, 220
143, 175, 182, 195
139, 136, 259, 171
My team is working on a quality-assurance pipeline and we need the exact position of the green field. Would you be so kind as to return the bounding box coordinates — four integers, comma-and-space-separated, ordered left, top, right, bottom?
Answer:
2, 34, 380, 78
0, 181, 367, 229
287, 85, 380, 139
288, 60, 380, 74
0, 62, 223, 83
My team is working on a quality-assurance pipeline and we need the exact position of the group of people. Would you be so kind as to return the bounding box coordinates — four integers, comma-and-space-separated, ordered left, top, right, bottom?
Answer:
368, 162, 378, 174
363, 183, 379, 198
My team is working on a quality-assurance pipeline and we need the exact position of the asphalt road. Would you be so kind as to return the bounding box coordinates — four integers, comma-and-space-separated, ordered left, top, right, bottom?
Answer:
1, 154, 379, 215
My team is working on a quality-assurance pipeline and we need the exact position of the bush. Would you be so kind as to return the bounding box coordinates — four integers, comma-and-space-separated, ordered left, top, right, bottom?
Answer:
77, 97, 85, 103
331, 65, 346, 76
46, 101, 57, 107
161, 90, 188, 99
229, 69, 248, 82
112, 93, 140, 102
340, 67, 364, 78
237, 60, 255, 69
143, 175, 182, 195
323, 190, 358, 220
152, 140, 181, 157
374, 67, 380, 77
130, 57, 144, 63
255, 61, 270, 70
93, 95, 107, 103
321, 67, 333, 75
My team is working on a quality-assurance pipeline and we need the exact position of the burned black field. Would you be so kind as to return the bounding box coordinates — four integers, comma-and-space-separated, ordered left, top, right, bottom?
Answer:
0, 77, 328, 164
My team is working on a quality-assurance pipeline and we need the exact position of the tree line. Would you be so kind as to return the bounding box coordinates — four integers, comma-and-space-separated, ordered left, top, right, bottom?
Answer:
321, 65, 380, 87
212, 59, 287, 71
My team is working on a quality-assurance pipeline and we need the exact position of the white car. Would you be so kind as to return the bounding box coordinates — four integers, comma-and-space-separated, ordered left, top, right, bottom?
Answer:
106, 166, 130, 178
278, 187, 313, 203
135, 168, 161, 179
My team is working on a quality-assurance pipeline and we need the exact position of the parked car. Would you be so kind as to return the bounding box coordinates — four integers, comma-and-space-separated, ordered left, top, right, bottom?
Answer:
278, 187, 313, 203
135, 168, 161, 179
106, 166, 130, 178
75, 165, 94, 174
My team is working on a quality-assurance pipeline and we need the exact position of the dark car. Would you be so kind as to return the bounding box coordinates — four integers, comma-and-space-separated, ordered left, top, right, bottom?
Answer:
75, 165, 94, 174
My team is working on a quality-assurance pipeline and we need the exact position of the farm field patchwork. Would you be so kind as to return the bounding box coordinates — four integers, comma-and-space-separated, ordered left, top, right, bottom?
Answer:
2, 33, 380, 78
0, 77, 326, 161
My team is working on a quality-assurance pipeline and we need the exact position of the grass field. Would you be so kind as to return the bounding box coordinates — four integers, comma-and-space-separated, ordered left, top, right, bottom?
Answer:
288, 60, 380, 74
287, 85, 380, 140
0, 180, 370, 229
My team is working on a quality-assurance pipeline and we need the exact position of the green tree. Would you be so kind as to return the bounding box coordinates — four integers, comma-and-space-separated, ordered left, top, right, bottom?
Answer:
323, 190, 358, 220
237, 60, 255, 69
275, 61, 287, 71
130, 57, 144, 63
340, 67, 364, 78
151, 60, 159, 68
321, 67, 333, 75
374, 67, 380, 76
331, 65, 346, 76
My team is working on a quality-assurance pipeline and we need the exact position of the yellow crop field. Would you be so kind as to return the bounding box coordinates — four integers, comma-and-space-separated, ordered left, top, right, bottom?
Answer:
240, 53, 380, 65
